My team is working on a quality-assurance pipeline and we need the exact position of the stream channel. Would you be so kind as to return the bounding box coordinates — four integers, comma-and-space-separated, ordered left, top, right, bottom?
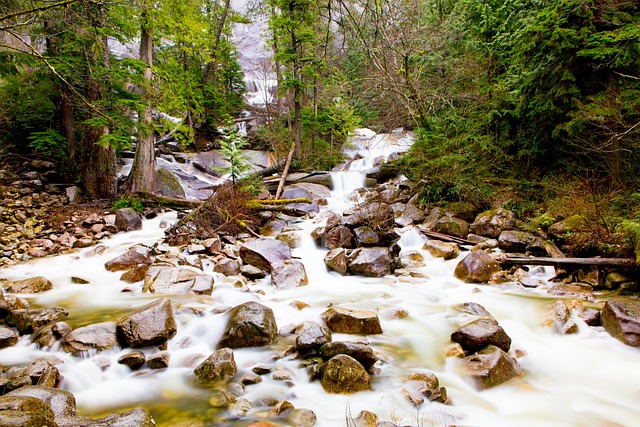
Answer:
1, 130, 640, 427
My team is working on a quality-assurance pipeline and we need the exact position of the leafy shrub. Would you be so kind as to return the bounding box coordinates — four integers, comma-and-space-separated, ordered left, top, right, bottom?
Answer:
28, 129, 67, 160
113, 196, 144, 212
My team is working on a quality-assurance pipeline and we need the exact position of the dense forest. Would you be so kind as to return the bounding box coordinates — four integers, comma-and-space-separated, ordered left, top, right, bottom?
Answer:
1, 0, 639, 254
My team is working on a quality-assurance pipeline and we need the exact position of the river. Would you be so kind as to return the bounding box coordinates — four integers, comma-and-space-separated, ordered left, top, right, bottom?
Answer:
1, 130, 639, 427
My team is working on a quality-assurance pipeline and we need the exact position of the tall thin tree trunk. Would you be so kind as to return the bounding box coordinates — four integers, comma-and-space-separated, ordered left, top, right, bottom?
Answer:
289, 2, 302, 159
129, 14, 155, 193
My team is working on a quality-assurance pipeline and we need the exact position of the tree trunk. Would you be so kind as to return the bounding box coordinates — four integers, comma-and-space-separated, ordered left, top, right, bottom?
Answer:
81, 3, 116, 198
128, 14, 155, 194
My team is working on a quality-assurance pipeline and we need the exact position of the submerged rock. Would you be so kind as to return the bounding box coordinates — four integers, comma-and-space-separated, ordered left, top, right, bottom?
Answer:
218, 301, 277, 349
319, 354, 371, 394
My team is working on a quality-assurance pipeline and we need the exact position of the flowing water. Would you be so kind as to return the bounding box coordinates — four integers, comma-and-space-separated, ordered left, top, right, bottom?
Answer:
1, 131, 640, 427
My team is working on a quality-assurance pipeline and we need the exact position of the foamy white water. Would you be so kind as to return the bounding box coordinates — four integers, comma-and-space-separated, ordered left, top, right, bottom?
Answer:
1, 132, 639, 426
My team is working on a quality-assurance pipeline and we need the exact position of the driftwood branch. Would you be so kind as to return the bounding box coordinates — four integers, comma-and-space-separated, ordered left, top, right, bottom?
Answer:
416, 226, 474, 246
499, 256, 636, 269
134, 192, 204, 209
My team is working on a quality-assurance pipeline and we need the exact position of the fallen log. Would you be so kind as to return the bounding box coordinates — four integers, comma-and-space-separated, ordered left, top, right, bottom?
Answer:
134, 192, 204, 209
499, 256, 636, 269
416, 226, 475, 246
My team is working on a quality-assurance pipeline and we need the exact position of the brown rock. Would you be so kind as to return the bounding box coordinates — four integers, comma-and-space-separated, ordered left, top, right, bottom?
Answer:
462, 345, 522, 389
194, 347, 237, 384
324, 248, 348, 275
451, 317, 512, 353
271, 260, 308, 289
454, 250, 501, 283
61, 322, 118, 356
4, 276, 53, 294
319, 354, 371, 394
105, 250, 151, 272
602, 298, 640, 346
320, 307, 382, 335
218, 301, 277, 349
239, 238, 292, 272
423, 240, 459, 260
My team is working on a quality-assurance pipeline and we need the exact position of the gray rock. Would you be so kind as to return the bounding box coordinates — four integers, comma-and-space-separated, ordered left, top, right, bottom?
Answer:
352, 226, 380, 246
239, 238, 292, 272
347, 247, 392, 277
497, 230, 546, 255
143, 266, 214, 295
62, 322, 118, 355
602, 298, 640, 346
194, 347, 237, 384
319, 354, 371, 394
5, 385, 77, 422
155, 167, 185, 199
271, 260, 308, 289
295, 321, 332, 354
116, 298, 177, 348
470, 208, 516, 238
214, 258, 241, 276
3, 276, 53, 294
462, 345, 522, 389
115, 208, 142, 232
451, 317, 512, 353
433, 216, 470, 239
320, 307, 382, 335
218, 301, 277, 349
454, 250, 501, 283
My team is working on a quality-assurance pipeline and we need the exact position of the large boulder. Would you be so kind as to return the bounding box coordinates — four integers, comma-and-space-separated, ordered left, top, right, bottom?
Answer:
319, 354, 371, 394
454, 250, 501, 283
194, 347, 237, 384
602, 298, 640, 346
116, 298, 177, 348
105, 249, 151, 272
218, 301, 277, 349
295, 321, 332, 355
0, 395, 54, 426
470, 208, 516, 238
320, 307, 382, 335
319, 341, 377, 371
115, 208, 142, 232
5, 386, 77, 422
239, 239, 292, 272
451, 318, 512, 354
347, 247, 392, 277
3, 276, 53, 294
461, 345, 522, 389
155, 167, 185, 199
143, 266, 214, 295
62, 322, 118, 355
271, 260, 308, 289
0, 326, 18, 348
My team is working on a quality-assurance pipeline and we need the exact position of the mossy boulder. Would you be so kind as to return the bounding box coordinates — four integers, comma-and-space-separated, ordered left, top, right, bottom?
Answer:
155, 167, 185, 199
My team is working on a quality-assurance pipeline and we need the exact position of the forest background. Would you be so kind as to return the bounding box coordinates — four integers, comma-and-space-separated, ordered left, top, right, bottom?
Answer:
0, 0, 639, 257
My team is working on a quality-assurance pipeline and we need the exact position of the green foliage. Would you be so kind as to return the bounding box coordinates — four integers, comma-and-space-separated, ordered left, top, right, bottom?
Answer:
27, 129, 67, 160
215, 125, 251, 183
113, 195, 144, 212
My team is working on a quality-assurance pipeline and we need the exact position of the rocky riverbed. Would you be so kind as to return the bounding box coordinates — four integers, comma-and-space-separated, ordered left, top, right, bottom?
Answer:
2, 143, 640, 426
